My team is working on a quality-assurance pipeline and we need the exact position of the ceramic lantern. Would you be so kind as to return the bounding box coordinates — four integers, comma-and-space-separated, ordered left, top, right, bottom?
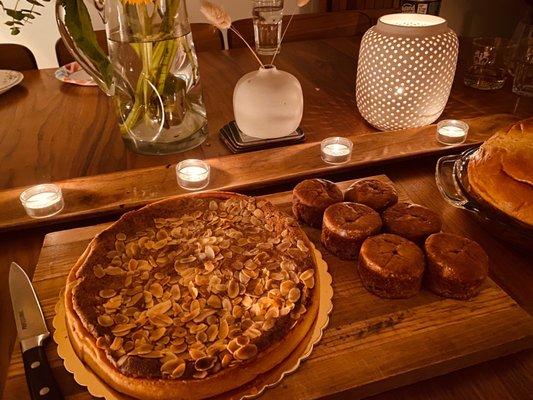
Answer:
356, 14, 458, 131
233, 65, 303, 138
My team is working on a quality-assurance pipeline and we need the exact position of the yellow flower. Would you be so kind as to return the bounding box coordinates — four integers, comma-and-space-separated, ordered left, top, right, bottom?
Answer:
123, 0, 153, 5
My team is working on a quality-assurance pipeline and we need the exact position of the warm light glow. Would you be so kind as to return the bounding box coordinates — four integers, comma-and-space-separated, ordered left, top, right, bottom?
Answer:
438, 125, 466, 138
26, 191, 60, 209
179, 166, 209, 182
379, 13, 445, 28
323, 143, 350, 157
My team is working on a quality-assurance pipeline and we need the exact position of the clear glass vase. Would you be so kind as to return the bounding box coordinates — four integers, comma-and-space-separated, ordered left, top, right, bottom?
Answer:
56, 0, 208, 155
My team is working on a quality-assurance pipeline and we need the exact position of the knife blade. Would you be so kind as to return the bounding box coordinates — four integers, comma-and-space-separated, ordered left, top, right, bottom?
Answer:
9, 262, 63, 400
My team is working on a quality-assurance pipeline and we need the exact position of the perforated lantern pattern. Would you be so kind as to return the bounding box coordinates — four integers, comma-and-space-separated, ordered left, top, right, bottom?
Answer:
356, 14, 458, 131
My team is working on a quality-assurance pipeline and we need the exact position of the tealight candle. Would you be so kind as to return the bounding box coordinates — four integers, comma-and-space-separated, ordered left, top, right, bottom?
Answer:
20, 184, 64, 218
436, 120, 469, 145
321, 137, 353, 164
176, 159, 210, 191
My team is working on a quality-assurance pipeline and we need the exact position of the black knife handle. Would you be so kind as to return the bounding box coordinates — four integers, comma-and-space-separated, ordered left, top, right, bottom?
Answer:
22, 345, 63, 400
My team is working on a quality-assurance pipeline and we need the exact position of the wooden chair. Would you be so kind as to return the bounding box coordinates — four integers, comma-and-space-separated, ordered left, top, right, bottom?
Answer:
228, 10, 372, 50
55, 30, 108, 66
191, 23, 225, 52
322, 0, 401, 23
0, 44, 37, 71
55, 24, 223, 66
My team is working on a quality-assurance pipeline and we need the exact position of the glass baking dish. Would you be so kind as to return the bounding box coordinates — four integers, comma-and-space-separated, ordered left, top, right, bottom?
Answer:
435, 148, 533, 252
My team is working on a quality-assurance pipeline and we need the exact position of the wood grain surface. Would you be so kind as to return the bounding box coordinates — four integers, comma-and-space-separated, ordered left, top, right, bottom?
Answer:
0, 113, 517, 233
2, 177, 532, 400
0, 37, 531, 192
1, 35, 532, 400
2, 159, 532, 399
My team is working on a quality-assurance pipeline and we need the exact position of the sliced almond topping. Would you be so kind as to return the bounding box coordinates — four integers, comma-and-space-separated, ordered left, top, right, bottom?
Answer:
189, 348, 207, 360
218, 318, 229, 340
280, 280, 295, 296
150, 327, 166, 342
288, 287, 301, 303
99, 289, 116, 299
149, 283, 164, 298
97, 315, 115, 327
161, 358, 184, 375
234, 344, 257, 360
147, 300, 171, 317
227, 279, 239, 299
171, 362, 186, 378
195, 356, 216, 371
105, 266, 125, 276
110, 337, 123, 351
93, 265, 105, 278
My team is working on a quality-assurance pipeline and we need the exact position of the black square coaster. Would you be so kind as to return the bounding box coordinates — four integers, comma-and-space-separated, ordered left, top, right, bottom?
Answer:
220, 121, 305, 153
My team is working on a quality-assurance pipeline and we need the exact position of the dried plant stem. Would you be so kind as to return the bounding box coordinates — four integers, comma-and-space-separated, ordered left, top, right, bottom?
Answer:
270, 13, 294, 66
230, 27, 264, 68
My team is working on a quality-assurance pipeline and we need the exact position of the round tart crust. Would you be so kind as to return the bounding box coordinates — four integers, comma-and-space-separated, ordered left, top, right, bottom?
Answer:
65, 192, 319, 400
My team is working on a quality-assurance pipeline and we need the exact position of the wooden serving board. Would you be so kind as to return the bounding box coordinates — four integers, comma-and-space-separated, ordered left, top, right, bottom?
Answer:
0, 113, 518, 233
3, 176, 532, 400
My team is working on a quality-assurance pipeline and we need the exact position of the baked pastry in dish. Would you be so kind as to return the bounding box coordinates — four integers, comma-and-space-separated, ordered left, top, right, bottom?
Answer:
65, 192, 319, 400
424, 233, 488, 300
382, 202, 442, 243
321, 202, 382, 260
344, 179, 398, 212
467, 119, 533, 226
358, 233, 425, 298
292, 179, 343, 228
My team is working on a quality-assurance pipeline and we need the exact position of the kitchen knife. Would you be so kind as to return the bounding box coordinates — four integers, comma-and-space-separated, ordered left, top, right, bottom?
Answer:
9, 262, 63, 400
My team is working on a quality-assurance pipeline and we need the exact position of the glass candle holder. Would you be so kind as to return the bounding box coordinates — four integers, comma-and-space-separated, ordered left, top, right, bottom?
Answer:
176, 159, 210, 191
321, 137, 353, 164
20, 184, 64, 218
436, 119, 469, 145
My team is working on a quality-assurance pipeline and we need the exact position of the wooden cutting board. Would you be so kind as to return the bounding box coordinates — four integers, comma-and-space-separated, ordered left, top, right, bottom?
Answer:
3, 176, 532, 400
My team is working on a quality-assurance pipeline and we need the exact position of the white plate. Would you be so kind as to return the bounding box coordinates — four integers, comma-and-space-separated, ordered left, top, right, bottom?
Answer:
0, 70, 24, 95
55, 61, 97, 86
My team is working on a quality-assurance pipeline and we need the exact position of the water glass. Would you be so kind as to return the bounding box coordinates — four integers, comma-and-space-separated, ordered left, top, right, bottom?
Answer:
464, 37, 515, 90
252, 0, 283, 56
511, 33, 533, 96
513, 59, 533, 96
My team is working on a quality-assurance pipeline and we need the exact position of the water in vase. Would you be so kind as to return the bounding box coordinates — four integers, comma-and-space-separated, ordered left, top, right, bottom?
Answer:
108, 31, 207, 154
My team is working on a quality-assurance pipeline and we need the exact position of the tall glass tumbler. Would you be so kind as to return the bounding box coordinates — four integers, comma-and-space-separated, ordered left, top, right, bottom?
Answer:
252, 0, 284, 56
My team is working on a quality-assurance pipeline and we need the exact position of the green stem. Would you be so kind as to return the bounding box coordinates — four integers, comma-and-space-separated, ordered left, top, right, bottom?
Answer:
121, 0, 192, 135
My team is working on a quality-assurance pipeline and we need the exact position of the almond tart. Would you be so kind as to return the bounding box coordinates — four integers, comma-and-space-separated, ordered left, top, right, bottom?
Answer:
65, 192, 319, 400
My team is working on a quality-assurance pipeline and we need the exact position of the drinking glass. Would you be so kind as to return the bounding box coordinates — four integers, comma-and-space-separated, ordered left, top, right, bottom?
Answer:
509, 12, 533, 96
513, 58, 533, 96
252, 0, 284, 56
464, 37, 516, 90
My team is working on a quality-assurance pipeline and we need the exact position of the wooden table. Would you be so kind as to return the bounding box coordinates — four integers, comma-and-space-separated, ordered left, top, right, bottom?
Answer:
0, 37, 531, 190
1, 37, 532, 399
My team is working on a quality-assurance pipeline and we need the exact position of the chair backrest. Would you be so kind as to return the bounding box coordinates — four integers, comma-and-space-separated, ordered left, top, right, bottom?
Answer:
55, 30, 108, 66
0, 44, 37, 71
55, 24, 223, 66
228, 11, 372, 49
325, 0, 401, 23
191, 23, 225, 52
